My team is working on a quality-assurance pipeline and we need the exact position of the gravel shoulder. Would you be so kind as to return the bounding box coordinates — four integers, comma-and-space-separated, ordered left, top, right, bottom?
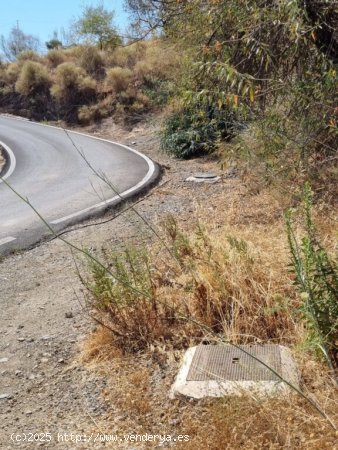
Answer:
0, 116, 242, 449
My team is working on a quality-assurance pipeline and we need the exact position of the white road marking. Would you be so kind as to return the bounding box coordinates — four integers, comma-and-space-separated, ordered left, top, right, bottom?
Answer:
0, 140, 17, 183
0, 236, 16, 246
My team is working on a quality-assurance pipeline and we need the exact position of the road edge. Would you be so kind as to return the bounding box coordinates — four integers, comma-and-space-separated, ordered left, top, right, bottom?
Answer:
0, 115, 161, 254
0, 139, 17, 183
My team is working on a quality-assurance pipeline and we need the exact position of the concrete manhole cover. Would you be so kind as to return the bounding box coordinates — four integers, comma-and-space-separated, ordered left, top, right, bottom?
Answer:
170, 344, 299, 399
186, 172, 221, 183
194, 172, 217, 179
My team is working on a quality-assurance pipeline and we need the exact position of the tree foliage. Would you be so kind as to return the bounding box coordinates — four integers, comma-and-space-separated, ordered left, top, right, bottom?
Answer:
126, 0, 337, 193
74, 3, 120, 50
46, 32, 63, 50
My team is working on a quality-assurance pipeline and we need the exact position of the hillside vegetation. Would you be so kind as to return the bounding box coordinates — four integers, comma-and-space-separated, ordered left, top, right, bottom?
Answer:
0, 40, 178, 124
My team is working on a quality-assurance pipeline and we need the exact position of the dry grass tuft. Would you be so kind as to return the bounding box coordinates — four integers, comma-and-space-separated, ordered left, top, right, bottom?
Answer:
84, 214, 299, 353
4, 62, 21, 84
15, 61, 51, 96
45, 49, 66, 68
79, 185, 337, 448
106, 42, 147, 69
118, 368, 151, 415
177, 394, 337, 450
0, 39, 179, 123
79, 330, 337, 449
80, 326, 122, 364
79, 45, 105, 78
105, 66, 133, 93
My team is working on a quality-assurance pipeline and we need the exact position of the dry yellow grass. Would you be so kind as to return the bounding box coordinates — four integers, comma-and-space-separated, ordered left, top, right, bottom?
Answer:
176, 394, 337, 450
85, 210, 301, 353
80, 326, 337, 449
79, 184, 337, 448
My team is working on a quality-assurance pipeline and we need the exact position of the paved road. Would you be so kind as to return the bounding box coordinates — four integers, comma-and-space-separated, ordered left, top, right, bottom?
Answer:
0, 115, 158, 255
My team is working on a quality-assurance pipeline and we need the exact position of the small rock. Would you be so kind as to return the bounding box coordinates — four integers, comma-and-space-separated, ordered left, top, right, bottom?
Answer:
18, 325, 24, 329
17, 338, 25, 342
65, 312, 73, 319
58, 358, 65, 364
25, 410, 33, 415
170, 418, 180, 426
0, 393, 12, 400
15, 370, 22, 376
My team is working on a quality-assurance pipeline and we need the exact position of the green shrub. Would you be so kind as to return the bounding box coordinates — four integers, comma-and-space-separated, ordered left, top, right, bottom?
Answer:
141, 77, 174, 107
286, 183, 338, 369
161, 102, 237, 158
15, 61, 51, 96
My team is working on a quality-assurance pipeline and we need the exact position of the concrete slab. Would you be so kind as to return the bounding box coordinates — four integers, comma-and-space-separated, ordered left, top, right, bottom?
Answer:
170, 344, 299, 399
185, 172, 221, 183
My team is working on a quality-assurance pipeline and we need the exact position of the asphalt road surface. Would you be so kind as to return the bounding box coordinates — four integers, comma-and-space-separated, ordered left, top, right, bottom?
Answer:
0, 115, 158, 255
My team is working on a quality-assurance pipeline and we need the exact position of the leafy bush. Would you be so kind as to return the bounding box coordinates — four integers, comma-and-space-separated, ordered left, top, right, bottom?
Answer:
286, 183, 338, 368
141, 77, 174, 107
161, 102, 237, 158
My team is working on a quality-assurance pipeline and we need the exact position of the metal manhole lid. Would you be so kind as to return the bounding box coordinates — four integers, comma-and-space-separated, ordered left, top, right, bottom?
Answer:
186, 345, 282, 382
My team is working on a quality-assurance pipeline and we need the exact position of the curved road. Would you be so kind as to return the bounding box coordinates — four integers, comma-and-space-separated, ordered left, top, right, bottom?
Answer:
0, 115, 158, 255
